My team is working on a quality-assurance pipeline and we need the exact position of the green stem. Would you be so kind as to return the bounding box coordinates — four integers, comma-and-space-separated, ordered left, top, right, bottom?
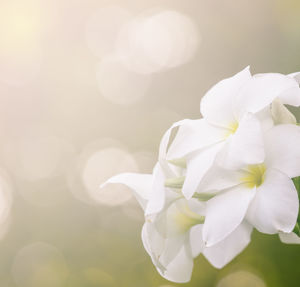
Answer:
168, 158, 187, 169
192, 192, 216, 201
164, 176, 185, 189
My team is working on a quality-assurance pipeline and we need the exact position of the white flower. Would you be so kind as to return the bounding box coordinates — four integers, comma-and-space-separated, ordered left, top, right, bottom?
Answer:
103, 164, 197, 283
101, 67, 300, 283
197, 124, 300, 247
104, 163, 252, 282
142, 197, 252, 282
163, 67, 300, 199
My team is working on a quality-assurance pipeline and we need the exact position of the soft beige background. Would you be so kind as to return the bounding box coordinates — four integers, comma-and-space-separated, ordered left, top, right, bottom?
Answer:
0, 0, 299, 286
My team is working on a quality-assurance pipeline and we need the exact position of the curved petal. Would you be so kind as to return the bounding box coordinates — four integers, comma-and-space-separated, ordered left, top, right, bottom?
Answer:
246, 169, 299, 234
159, 120, 189, 178
279, 232, 300, 244
200, 67, 251, 126
190, 224, 204, 257
142, 221, 184, 269
264, 125, 300, 178
145, 163, 166, 215
141, 223, 166, 273
157, 198, 205, 238
167, 119, 225, 160
197, 164, 243, 194
158, 244, 194, 283
216, 113, 265, 169
271, 99, 296, 125
203, 185, 255, 247
203, 221, 252, 269
235, 73, 299, 117
159, 236, 186, 268
288, 72, 300, 82
279, 71, 300, 106
279, 87, 300, 106
255, 107, 274, 132
142, 222, 193, 283
182, 142, 224, 199
101, 172, 152, 210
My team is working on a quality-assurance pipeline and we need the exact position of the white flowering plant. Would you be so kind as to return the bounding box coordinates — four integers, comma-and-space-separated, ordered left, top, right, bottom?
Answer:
102, 67, 300, 283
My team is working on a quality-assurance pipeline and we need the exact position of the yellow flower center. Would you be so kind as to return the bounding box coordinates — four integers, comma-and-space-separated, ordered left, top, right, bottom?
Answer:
172, 203, 204, 234
224, 121, 239, 138
240, 164, 266, 188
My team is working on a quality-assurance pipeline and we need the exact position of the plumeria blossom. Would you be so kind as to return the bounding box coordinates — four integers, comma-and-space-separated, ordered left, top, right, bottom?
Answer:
101, 67, 300, 282
163, 67, 300, 199
103, 161, 252, 282
197, 124, 300, 246
102, 130, 253, 282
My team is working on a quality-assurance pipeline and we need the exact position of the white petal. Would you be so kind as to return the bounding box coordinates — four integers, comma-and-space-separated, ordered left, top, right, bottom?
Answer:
271, 99, 297, 125
145, 163, 166, 215
279, 72, 300, 106
203, 222, 252, 269
235, 73, 298, 117
159, 244, 194, 283
167, 119, 225, 160
200, 67, 251, 126
159, 120, 189, 178
142, 221, 184, 271
279, 87, 300, 106
101, 172, 152, 210
142, 222, 193, 283
216, 113, 265, 169
255, 107, 274, 132
288, 72, 300, 84
190, 225, 204, 257
197, 164, 243, 194
182, 142, 224, 199
279, 232, 300, 244
246, 169, 299, 234
157, 198, 205, 238
264, 124, 300, 178
203, 185, 255, 247
159, 236, 186, 268
141, 223, 166, 273
151, 204, 186, 264
188, 198, 207, 214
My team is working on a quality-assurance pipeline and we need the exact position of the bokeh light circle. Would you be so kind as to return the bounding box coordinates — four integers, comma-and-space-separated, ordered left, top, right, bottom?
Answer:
82, 147, 138, 206
141, 11, 200, 69
83, 267, 115, 286
116, 10, 200, 74
116, 16, 164, 74
217, 270, 266, 287
68, 139, 139, 206
2, 134, 75, 206
12, 242, 69, 287
2, 135, 75, 182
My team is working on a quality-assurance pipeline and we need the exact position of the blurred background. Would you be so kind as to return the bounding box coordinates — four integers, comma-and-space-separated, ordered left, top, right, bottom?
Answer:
0, 0, 299, 286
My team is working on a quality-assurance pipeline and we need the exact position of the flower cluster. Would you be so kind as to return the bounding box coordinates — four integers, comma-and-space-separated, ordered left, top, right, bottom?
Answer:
102, 67, 300, 283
